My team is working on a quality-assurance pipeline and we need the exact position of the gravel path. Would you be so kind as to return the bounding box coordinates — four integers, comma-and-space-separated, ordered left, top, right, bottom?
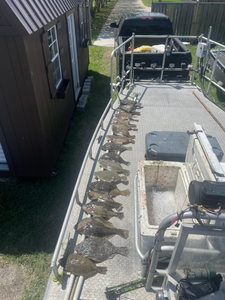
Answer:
93, 0, 151, 46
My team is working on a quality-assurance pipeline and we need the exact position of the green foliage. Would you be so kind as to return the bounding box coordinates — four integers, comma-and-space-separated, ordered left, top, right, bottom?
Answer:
142, 0, 180, 7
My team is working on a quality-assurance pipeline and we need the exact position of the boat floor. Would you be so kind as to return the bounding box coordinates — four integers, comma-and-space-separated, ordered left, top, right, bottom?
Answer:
45, 82, 225, 300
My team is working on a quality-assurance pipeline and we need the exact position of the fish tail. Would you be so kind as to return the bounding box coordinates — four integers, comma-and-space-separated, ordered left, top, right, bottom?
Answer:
130, 135, 136, 139
120, 189, 130, 197
117, 229, 129, 239
125, 146, 132, 151
123, 169, 130, 176
132, 112, 141, 116
124, 161, 131, 166
97, 266, 107, 275
116, 247, 129, 257
120, 175, 127, 182
130, 139, 135, 144
116, 212, 124, 220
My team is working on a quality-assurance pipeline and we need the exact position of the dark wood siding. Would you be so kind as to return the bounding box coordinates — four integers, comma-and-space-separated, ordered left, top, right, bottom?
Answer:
0, 10, 17, 35
0, 35, 48, 176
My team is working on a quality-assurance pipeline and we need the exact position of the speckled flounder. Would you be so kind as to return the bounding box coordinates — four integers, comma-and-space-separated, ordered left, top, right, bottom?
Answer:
82, 202, 124, 219
112, 123, 137, 131
74, 216, 129, 239
114, 112, 135, 120
59, 253, 107, 279
94, 170, 127, 183
75, 237, 129, 262
112, 119, 137, 129
99, 152, 130, 166
99, 159, 130, 176
106, 135, 135, 144
116, 108, 141, 116
112, 126, 136, 139
101, 142, 132, 153
87, 191, 123, 210
120, 99, 142, 107
88, 181, 130, 197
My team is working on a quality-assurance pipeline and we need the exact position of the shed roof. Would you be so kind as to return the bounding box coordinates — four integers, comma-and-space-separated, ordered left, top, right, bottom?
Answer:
3, 0, 84, 35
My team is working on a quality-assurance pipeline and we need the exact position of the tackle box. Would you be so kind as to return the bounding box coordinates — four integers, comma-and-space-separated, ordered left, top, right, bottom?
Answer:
138, 125, 225, 254
145, 131, 223, 162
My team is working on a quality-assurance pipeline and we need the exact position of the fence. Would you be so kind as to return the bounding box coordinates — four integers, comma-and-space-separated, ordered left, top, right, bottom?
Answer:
151, 1, 225, 42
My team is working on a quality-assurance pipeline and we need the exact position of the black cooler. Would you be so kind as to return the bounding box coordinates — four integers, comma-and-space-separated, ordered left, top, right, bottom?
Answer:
145, 131, 224, 162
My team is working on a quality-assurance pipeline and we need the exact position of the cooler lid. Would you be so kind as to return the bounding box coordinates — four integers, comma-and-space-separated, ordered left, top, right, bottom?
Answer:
185, 123, 225, 182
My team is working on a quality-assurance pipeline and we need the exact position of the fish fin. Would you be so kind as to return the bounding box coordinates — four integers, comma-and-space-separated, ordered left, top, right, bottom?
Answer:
130, 139, 135, 144
120, 189, 130, 197
116, 212, 124, 220
108, 254, 117, 259
124, 161, 131, 166
120, 175, 127, 182
97, 266, 107, 275
122, 169, 130, 176
125, 146, 132, 151
116, 247, 129, 257
130, 135, 136, 139
117, 229, 129, 239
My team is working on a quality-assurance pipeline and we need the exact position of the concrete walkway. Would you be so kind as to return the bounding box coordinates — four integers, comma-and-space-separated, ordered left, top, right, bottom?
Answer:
93, 0, 151, 47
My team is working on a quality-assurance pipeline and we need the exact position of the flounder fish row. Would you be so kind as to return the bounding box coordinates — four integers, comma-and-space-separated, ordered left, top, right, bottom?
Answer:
60, 98, 142, 280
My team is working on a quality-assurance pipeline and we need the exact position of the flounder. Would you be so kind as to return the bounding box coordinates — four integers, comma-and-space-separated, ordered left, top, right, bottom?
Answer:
112, 126, 136, 138
101, 142, 132, 153
59, 253, 107, 279
99, 159, 130, 176
99, 152, 130, 166
106, 135, 135, 144
88, 181, 130, 197
74, 216, 129, 239
120, 99, 142, 107
82, 202, 124, 219
75, 237, 128, 262
117, 108, 141, 116
94, 170, 127, 183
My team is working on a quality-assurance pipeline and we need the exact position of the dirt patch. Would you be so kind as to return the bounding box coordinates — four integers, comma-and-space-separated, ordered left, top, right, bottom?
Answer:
0, 263, 33, 300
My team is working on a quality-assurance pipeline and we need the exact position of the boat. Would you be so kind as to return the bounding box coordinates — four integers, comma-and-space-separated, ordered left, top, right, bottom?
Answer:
44, 33, 225, 300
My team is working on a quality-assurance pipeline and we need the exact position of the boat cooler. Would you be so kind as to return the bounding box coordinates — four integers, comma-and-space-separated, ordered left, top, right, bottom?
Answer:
137, 124, 225, 254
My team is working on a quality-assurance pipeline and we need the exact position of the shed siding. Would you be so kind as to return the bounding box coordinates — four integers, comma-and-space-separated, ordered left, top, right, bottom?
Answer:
0, 35, 48, 176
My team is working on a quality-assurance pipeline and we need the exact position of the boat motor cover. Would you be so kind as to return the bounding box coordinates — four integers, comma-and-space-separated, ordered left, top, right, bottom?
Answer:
189, 180, 225, 209
174, 274, 223, 300
145, 131, 224, 162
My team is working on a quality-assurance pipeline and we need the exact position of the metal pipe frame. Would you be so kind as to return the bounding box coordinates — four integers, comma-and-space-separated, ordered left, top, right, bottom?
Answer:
203, 74, 225, 93
50, 96, 113, 276
145, 211, 225, 291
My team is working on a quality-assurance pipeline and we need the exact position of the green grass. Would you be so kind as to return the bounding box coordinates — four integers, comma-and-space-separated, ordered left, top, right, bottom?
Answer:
0, 1, 118, 299
142, 0, 180, 7
187, 44, 225, 107
91, 0, 119, 42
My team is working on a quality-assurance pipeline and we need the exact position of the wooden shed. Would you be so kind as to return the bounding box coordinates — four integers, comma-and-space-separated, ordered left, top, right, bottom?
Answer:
0, 0, 90, 177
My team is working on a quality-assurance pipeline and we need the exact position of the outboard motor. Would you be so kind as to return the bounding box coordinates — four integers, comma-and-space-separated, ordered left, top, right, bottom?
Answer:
189, 180, 225, 209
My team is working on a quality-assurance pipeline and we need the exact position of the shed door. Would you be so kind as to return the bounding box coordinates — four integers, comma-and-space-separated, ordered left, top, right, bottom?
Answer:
0, 143, 9, 171
67, 13, 80, 100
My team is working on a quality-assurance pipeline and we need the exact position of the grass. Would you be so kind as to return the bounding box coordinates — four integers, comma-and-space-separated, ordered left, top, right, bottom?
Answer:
187, 44, 225, 107
91, 0, 119, 42
0, 1, 119, 299
142, 0, 180, 7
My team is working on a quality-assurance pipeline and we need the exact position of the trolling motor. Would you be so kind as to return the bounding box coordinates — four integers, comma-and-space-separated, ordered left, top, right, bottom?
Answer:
189, 180, 225, 209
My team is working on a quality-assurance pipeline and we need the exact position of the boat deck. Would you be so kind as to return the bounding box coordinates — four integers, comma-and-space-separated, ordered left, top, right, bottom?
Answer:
44, 81, 225, 300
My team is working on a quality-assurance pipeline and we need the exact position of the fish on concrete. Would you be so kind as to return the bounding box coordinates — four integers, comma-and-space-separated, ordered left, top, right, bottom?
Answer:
106, 135, 135, 144
99, 159, 130, 176
94, 170, 127, 183
82, 202, 124, 219
114, 112, 135, 120
74, 216, 129, 239
101, 142, 132, 153
112, 119, 137, 129
59, 253, 107, 279
88, 181, 130, 197
99, 152, 130, 166
75, 237, 129, 263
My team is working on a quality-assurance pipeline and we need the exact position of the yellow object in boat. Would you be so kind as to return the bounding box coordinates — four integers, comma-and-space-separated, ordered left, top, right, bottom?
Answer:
133, 45, 151, 52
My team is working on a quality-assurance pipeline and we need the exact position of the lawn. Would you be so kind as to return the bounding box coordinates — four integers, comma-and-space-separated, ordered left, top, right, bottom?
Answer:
0, 1, 118, 300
